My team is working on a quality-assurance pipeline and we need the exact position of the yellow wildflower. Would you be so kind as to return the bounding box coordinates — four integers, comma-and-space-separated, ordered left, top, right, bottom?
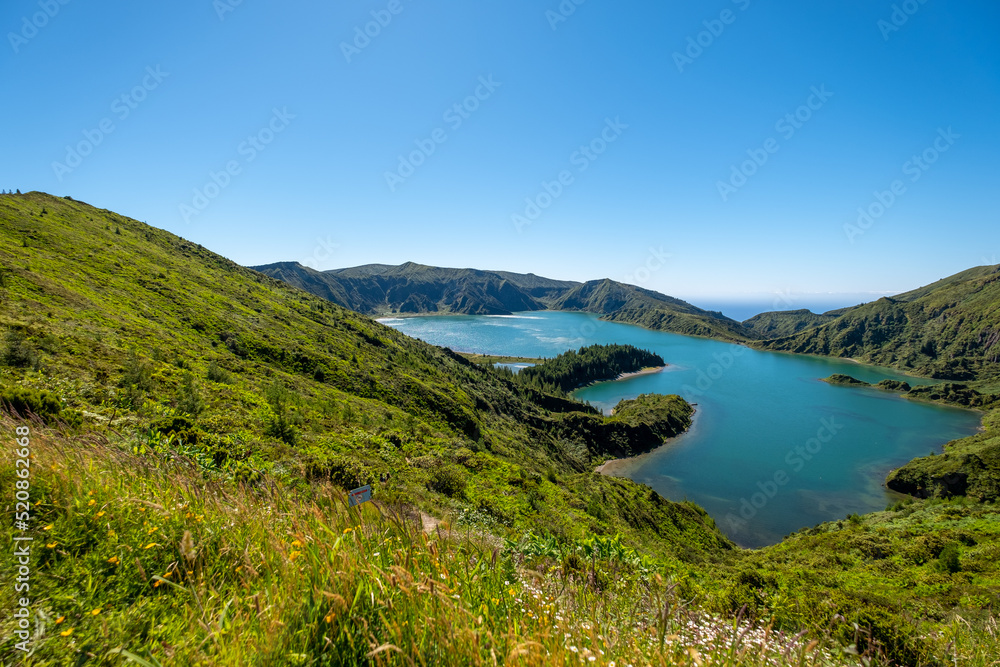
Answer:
55, 616, 65, 624
96, 511, 106, 518
60, 628, 73, 637
289, 551, 302, 561
291, 540, 303, 547
47, 542, 57, 548
143, 542, 158, 550
91, 608, 101, 616
107, 556, 120, 564
43, 524, 54, 531
87, 499, 96, 506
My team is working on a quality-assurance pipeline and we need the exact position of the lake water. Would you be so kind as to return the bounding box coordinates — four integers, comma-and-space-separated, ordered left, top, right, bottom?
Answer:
379, 312, 981, 547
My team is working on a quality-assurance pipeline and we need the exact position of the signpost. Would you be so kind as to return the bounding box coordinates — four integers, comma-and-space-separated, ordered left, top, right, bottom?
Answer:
348, 484, 372, 507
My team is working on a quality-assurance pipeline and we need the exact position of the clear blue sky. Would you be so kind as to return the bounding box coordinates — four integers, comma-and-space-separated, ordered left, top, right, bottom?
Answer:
3, 0, 998, 308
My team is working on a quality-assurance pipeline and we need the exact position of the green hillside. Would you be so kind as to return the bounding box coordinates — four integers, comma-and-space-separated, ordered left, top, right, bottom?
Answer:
3, 193, 1000, 665
0, 192, 726, 558
549, 279, 750, 342
253, 263, 752, 342
742, 309, 840, 339
756, 267, 1000, 381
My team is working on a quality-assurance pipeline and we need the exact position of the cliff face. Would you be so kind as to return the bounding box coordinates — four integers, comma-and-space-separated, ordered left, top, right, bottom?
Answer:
253, 262, 751, 339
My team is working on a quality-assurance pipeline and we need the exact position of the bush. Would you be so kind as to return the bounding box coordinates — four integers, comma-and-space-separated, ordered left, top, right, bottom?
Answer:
0, 386, 62, 422
206, 360, 233, 384
937, 543, 961, 573
2, 329, 39, 368
427, 463, 468, 499
150, 415, 204, 446
176, 371, 206, 416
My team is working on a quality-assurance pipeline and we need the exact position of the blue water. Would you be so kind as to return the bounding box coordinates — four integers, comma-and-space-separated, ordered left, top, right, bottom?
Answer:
380, 312, 981, 547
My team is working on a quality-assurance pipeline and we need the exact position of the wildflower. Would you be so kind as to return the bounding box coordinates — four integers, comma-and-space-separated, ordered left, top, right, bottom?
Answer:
96, 511, 106, 518
87, 499, 96, 507
43, 524, 54, 531
143, 542, 159, 550
492, 598, 499, 605
289, 551, 302, 561
236, 566, 244, 573
343, 528, 353, 534
107, 556, 120, 564
55, 616, 65, 624
91, 608, 101, 616
325, 612, 335, 623
147, 527, 158, 535
60, 628, 74, 637
46, 542, 57, 548
291, 540, 303, 547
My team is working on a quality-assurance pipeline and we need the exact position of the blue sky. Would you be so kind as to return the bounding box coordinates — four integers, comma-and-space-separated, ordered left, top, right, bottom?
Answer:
3, 0, 998, 309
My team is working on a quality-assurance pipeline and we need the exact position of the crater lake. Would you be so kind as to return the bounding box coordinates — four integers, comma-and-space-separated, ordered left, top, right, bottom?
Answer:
380, 311, 982, 547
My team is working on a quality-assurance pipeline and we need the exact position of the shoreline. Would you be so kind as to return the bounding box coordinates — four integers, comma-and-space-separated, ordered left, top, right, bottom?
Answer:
614, 365, 667, 381
595, 407, 699, 475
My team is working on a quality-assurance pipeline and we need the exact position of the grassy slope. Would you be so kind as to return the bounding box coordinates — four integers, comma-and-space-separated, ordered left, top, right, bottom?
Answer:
742, 310, 840, 339
756, 267, 1000, 381
549, 280, 749, 342
0, 192, 727, 560
2, 193, 1000, 665
0, 419, 878, 666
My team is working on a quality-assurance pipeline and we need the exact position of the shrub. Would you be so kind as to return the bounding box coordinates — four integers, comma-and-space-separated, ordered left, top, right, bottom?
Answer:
206, 360, 233, 384
427, 462, 468, 499
937, 543, 961, 573
177, 371, 206, 416
0, 385, 62, 422
2, 329, 39, 368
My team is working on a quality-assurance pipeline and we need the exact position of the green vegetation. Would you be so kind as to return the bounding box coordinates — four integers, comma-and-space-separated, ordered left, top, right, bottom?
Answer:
888, 408, 1000, 502
516, 344, 664, 395
823, 374, 872, 387
255, 264, 752, 341
0, 192, 719, 556
742, 309, 840, 339
823, 374, 997, 409
758, 267, 1000, 382
460, 354, 541, 366
2, 192, 1000, 665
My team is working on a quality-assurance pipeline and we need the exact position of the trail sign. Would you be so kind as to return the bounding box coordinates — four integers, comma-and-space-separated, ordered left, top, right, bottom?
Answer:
348, 484, 372, 507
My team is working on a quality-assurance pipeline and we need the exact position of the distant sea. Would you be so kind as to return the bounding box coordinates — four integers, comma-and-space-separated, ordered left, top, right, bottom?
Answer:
689, 294, 896, 323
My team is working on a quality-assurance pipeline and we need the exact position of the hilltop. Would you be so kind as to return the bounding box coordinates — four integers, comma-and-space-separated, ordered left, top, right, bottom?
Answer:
253, 261, 750, 341
755, 266, 1000, 382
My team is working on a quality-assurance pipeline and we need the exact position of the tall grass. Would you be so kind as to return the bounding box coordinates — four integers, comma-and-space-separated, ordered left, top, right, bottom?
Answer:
2, 415, 996, 666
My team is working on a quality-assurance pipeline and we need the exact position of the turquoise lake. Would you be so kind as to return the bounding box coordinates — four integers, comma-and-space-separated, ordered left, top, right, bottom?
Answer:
380, 312, 982, 548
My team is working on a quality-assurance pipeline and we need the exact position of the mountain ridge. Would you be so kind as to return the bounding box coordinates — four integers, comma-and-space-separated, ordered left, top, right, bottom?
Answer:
253, 261, 752, 341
